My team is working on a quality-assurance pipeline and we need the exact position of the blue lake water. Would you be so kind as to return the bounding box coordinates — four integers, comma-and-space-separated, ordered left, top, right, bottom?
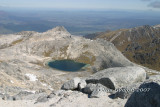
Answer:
48, 60, 87, 72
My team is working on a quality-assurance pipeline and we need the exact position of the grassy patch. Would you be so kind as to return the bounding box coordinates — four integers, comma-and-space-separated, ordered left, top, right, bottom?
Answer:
95, 27, 160, 71
60, 45, 69, 56
44, 50, 53, 57
76, 51, 96, 65
11, 39, 23, 45
30, 61, 44, 67
83, 44, 89, 48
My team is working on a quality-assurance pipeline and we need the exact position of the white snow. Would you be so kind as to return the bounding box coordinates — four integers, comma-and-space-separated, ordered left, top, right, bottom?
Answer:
24, 90, 36, 94
41, 83, 47, 86
25, 73, 38, 81
10, 80, 14, 83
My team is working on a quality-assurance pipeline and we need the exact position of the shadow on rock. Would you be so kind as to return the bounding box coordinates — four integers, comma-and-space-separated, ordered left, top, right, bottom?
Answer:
125, 81, 160, 107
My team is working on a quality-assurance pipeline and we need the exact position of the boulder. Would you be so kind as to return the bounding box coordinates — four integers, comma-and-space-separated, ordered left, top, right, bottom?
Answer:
83, 83, 96, 94
14, 91, 33, 99
125, 80, 160, 107
35, 95, 49, 104
47, 91, 56, 98
86, 66, 146, 90
90, 85, 108, 98
114, 82, 141, 99
78, 79, 87, 90
61, 77, 81, 90
15, 92, 48, 100
1, 94, 10, 100
83, 83, 112, 97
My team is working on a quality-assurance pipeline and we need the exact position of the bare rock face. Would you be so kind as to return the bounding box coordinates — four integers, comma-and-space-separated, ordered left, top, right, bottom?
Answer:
86, 67, 146, 90
90, 86, 108, 98
78, 79, 87, 90
0, 26, 135, 96
149, 75, 160, 80
114, 82, 142, 99
125, 80, 160, 107
85, 25, 160, 71
0, 26, 159, 107
61, 77, 81, 90
83, 83, 109, 95
61, 78, 87, 90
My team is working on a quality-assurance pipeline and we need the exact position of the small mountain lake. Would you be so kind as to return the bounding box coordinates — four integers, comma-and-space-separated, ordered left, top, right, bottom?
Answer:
48, 60, 87, 72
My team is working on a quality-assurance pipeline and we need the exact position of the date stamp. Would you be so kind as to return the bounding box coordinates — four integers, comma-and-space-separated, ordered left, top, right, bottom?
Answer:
114, 88, 151, 92
95, 88, 151, 93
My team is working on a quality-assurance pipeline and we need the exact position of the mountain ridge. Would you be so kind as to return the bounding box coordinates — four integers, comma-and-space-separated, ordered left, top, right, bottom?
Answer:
0, 26, 135, 95
84, 24, 160, 71
0, 26, 159, 107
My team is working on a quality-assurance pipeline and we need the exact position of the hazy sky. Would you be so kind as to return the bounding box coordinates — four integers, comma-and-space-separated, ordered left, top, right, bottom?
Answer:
0, 0, 160, 10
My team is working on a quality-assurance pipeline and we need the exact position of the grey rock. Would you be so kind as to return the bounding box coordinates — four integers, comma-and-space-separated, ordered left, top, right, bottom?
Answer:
50, 104, 56, 107
86, 66, 146, 90
149, 75, 160, 80
83, 83, 97, 94
2, 94, 11, 100
78, 79, 87, 90
90, 86, 108, 98
61, 77, 81, 90
83, 83, 111, 96
1, 94, 16, 101
0, 93, 3, 99
16, 91, 33, 97
12, 96, 21, 101
24, 92, 48, 100
35, 95, 49, 103
114, 82, 142, 99
48, 91, 56, 98
125, 80, 160, 107
8, 96, 15, 101
11, 91, 33, 100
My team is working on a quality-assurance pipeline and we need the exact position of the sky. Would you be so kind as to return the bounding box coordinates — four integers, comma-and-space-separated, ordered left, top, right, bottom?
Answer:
0, 0, 160, 11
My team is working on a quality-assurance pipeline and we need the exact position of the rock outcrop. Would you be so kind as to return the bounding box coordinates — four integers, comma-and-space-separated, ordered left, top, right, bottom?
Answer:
0, 26, 159, 107
0, 26, 135, 95
61, 77, 81, 90
85, 25, 160, 71
86, 66, 146, 89
125, 80, 160, 107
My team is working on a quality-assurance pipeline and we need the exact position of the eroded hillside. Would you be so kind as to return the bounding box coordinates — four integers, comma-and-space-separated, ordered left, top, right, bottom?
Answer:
0, 26, 134, 95
85, 25, 160, 71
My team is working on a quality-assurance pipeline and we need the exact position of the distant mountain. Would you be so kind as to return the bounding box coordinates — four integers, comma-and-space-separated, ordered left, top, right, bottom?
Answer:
84, 25, 160, 71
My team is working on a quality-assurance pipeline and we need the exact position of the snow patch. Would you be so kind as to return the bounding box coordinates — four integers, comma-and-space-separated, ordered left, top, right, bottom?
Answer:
10, 80, 14, 83
41, 83, 47, 86
25, 73, 38, 81
24, 90, 36, 94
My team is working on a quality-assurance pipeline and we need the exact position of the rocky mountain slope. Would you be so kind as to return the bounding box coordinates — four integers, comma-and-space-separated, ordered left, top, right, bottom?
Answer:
0, 26, 160, 107
0, 26, 134, 95
85, 25, 160, 71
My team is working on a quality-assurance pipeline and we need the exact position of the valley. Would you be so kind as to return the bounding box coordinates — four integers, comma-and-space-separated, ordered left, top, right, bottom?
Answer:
0, 26, 159, 107
1, 9, 160, 35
